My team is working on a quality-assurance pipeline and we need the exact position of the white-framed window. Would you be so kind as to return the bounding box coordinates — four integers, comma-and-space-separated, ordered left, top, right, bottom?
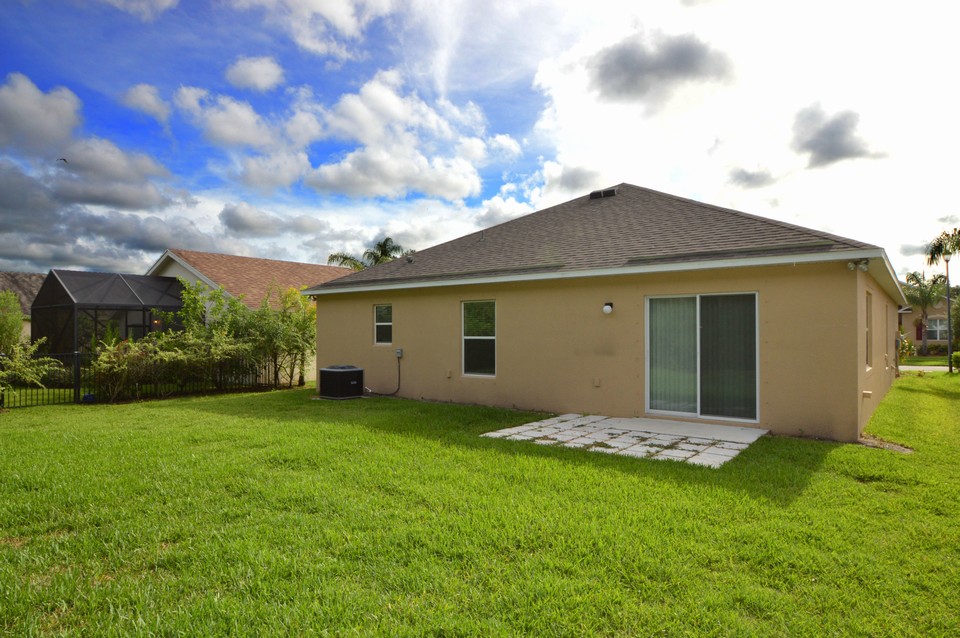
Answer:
646, 293, 758, 421
866, 292, 873, 368
462, 300, 495, 376
927, 318, 948, 341
374, 304, 392, 344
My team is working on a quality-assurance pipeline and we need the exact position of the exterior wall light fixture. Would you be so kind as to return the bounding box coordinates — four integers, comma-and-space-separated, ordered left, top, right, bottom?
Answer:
602, 302, 614, 315
847, 259, 870, 272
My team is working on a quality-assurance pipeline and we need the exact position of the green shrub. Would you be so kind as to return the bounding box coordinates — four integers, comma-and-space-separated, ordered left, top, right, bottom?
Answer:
898, 332, 915, 364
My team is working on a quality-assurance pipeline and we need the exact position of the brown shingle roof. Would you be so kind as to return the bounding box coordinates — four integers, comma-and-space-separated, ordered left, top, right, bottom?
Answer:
310, 183, 877, 291
168, 249, 350, 309
0, 272, 46, 313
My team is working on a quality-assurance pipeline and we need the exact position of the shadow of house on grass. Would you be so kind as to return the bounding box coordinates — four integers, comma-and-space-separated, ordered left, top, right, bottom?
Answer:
185, 390, 836, 508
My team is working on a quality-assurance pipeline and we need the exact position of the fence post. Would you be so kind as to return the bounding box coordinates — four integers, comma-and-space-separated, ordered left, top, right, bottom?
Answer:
73, 351, 81, 404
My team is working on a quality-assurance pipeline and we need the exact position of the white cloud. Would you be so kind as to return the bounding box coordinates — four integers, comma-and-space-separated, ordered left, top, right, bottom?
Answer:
284, 109, 324, 148
488, 134, 521, 160
0, 73, 81, 153
302, 69, 512, 200
475, 193, 534, 228
456, 137, 487, 163
174, 87, 275, 148
219, 201, 331, 237
63, 137, 168, 182
50, 137, 174, 210
241, 151, 310, 190
97, 0, 179, 20
226, 56, 286, 92
121, 83, 171, 125
228, 0, 395, 59
306, 146, 480, 199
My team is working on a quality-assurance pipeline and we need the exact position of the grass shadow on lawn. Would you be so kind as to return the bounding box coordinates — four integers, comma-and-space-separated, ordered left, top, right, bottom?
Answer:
895, 372, 960, 401
184, 388, 837, 508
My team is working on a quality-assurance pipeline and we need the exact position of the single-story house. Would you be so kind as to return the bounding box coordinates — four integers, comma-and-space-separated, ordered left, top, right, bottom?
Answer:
146, 248, 350, 309
305, 184, 906, 442
898, 296, 950, 347
0, 271, 46, 341
147, 248, 351, 382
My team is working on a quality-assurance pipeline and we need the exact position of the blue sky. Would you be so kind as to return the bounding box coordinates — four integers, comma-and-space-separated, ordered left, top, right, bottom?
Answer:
1, 0, 957, 277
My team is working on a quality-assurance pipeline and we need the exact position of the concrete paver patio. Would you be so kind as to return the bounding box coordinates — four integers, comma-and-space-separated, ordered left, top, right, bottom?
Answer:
482, 414, 768, 467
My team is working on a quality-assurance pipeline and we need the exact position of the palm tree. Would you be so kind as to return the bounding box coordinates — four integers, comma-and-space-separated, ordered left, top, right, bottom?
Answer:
927, 228, 960, 265
327, 237, 413, 271
904, 271, 946, 355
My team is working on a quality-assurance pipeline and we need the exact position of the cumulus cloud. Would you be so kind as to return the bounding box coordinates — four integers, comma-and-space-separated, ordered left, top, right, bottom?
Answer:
540, 162, 604, 200
48, 137, 173, 210
729, 167, 776, 188
0, 73, 81, 153
97, 0, 179, 20
488, 134, 522, 160
121, 83, 171, 124
899, 243, 931, 257
475, 193, 534, 227
284, 109, 325, 148
937, 214, 958, 225
0, 160, 237, 273
227, 0, 395, 59
307, 148, 480, 199
175, 87, 275, 148
587, 32, 731, 108
226, 56, 285, 92
219, 202, 329, 237
791, 104, 881, 168
241, 151, 310, 190
303, 70, 491, 200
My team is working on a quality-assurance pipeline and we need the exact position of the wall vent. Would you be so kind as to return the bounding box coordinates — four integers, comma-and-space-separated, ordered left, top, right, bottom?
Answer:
589, 187, 618, 199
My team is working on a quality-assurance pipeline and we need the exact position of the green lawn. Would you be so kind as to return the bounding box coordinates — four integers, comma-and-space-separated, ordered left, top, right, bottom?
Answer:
1, 379, 958, 636
903, 355, 949, 366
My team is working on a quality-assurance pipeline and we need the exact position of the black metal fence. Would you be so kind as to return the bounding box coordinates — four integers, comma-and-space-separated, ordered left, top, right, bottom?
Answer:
1, 352, 277, 409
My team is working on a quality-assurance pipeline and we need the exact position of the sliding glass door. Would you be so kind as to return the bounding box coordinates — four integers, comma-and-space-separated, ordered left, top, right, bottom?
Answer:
647, 293, 757, 420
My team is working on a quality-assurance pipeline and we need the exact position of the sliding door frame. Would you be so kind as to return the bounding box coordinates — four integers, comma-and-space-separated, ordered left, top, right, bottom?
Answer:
644, 292, 760, 423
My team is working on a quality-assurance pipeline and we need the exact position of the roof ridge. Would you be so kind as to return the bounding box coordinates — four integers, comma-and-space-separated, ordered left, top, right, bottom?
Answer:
170, 248, 346, 269
616, 183, 872, 250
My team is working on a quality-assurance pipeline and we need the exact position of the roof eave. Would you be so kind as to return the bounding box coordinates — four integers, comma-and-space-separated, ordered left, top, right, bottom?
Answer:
305, 248, 905, 302
146, 249, 225, 296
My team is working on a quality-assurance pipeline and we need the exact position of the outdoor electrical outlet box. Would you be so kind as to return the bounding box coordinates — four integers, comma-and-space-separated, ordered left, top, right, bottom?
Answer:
319, 365, 364, 399
395, 348, 403, 358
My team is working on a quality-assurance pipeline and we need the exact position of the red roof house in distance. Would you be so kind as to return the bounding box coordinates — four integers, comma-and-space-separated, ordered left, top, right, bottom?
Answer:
146, 248, 351, 309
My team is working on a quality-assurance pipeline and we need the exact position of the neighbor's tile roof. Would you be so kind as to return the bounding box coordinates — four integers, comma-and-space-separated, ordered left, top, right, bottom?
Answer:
0, 271, 46, 313
313, 183, 876, 291
169, 249, 350, 309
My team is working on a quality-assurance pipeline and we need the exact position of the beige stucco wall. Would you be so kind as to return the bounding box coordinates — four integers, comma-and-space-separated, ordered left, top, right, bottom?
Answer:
316, 261, 899, 442
857, 271, 901, 434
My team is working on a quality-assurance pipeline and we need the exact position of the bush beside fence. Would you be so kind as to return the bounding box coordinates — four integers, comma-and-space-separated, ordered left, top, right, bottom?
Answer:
0, 351, 276, 409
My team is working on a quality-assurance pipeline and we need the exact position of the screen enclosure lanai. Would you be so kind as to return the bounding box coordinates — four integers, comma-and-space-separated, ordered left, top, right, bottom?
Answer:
31, 270, 183, 354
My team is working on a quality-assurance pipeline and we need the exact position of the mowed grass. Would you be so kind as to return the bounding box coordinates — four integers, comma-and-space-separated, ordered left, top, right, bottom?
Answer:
1, 378, 958, 637
903, 355, 949, 366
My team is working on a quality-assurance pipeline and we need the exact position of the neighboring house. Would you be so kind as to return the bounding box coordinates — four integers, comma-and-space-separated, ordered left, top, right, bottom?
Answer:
146, 249, 350, 309
0, 271, 47, 341
305, 183, 906, 443
899, 297, 950, 345
147, 249, 351, 381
